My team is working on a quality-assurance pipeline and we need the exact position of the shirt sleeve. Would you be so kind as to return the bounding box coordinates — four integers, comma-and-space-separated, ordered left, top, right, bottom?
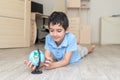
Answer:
66, 35, 77, 52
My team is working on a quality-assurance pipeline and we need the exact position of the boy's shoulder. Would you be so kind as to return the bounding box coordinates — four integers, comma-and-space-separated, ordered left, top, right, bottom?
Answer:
66, 32, 76, 39
46, 34, 51, 39
45, 34, 54, 42
64, 32, 77, 42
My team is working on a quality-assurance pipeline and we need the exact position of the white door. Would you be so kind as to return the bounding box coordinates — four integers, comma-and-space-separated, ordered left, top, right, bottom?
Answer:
0, 0, 31, 48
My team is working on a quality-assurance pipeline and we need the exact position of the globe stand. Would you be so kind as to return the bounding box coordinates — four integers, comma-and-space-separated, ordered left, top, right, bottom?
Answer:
31, 66, 42, 74
31, 49, 42, 74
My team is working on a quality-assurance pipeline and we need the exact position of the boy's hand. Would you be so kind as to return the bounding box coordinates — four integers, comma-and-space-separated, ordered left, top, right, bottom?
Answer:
44, 57, 53, 69
24, 60, 36, 71
44, 59, 52, 66
45, 56, 53, 62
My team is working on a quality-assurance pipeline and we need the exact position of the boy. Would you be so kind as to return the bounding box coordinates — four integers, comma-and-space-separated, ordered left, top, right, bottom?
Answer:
24, 11, 95, 70
44, 11, 95, 70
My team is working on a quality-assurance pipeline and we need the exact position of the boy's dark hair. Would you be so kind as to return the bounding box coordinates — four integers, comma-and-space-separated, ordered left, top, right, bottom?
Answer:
48, 11, 69, 31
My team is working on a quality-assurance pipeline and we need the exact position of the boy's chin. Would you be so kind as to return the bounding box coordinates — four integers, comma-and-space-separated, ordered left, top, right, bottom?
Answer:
54, 39, 59, 42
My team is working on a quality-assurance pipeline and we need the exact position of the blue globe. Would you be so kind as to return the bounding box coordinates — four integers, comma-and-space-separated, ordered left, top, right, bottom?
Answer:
29, 50, 45, 66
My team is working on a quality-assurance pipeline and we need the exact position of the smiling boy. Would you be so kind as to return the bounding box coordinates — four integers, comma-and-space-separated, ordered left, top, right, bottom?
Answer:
44, 11, 95, 70
24, 11, 95, 71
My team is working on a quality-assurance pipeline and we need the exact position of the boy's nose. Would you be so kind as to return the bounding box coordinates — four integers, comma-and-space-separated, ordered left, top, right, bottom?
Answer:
53, 31, 57, 36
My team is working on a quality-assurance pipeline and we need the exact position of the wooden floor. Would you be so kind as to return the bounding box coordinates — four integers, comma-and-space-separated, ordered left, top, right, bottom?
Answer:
0, 44, 120, 80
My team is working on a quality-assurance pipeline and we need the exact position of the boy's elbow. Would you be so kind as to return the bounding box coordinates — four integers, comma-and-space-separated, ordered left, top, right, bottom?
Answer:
63, 60, 69, 66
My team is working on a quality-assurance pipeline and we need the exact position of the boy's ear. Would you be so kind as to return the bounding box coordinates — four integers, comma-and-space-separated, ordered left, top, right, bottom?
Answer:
66, 28, 69, 33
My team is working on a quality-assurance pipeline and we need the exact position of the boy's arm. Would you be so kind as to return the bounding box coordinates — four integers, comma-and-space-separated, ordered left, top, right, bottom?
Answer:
44, 52, 72, 70
44, 50, 53, 62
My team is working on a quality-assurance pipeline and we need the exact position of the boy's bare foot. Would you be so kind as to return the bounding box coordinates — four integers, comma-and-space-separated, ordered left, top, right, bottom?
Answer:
88, 45, 96, 53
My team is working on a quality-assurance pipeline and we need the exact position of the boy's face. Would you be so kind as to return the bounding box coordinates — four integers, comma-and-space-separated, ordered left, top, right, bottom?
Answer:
49, 23, 68, 45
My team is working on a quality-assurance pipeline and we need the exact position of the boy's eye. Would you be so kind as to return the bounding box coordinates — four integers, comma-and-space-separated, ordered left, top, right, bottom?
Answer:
57, 29, 62, 32
49, 29, 62, 33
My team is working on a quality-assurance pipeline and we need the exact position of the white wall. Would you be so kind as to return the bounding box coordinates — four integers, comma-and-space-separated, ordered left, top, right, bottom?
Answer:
90, 0, 120, 43
32, 0, 120, 44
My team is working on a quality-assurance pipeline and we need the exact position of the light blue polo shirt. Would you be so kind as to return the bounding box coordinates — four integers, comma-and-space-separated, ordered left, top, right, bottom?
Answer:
45, 32, 81, 64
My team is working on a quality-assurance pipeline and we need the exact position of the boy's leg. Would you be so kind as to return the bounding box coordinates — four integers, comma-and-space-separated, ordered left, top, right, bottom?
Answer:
78, 45, 95, 58
77, 45, 88, 58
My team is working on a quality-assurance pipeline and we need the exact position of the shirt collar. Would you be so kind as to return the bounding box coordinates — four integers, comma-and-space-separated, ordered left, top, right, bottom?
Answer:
49, 33, 68, 48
